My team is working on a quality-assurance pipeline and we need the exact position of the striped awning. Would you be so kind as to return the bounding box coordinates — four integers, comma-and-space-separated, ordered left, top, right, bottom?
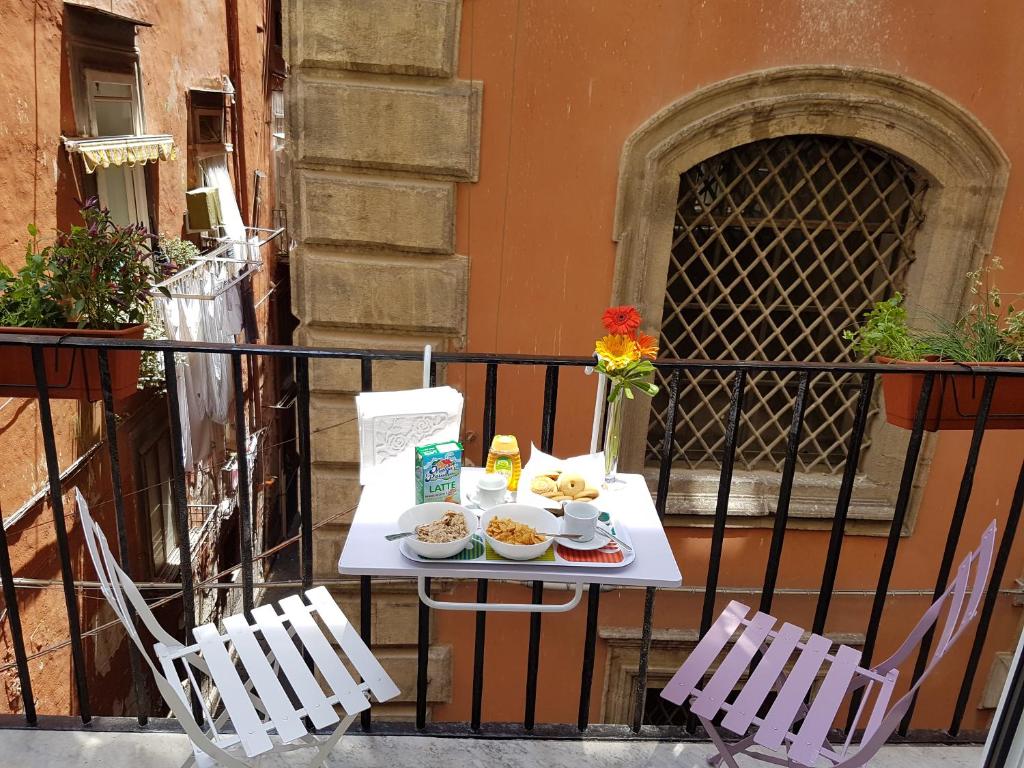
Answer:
62, 134, 177, 173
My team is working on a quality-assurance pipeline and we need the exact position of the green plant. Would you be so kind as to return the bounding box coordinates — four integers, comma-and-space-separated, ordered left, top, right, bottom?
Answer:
0, 199, 165, 329
158, 236, 200, 272
845, 259, 1024, 362
843, 293, 927, 361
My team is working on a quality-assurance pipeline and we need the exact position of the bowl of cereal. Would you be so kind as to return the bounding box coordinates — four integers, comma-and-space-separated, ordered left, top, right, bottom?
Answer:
481, 504, 558, 560
398, 503, 477, 559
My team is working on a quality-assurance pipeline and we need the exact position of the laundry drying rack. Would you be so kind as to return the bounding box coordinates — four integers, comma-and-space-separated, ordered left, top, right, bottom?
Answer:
151, 226, 284, 301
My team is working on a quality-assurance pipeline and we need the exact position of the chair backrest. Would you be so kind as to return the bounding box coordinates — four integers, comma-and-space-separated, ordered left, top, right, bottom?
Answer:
841, 520, 998, 766
75, 488, 252, 768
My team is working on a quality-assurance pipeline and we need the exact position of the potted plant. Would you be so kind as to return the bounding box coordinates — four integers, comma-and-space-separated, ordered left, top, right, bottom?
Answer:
844, 259, 1024, 431
0, 199, 167, 401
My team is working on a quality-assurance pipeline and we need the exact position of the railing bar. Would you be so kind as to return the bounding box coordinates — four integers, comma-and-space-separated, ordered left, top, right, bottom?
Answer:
950, 455, 1024, 735
0, 501, 35, 725
97, 350, 149, 725
295, 357, 313, 593
577, 583, 602, 731
632, 586, 657, 732
481, 363, 499, 464
701, 369, 747, 635
469, 363, 499, 732
32, 348, 92, 724
655, 369, 682, 518
524, 580, 544, 730
811, 372, 876, 635
230, 353, 255, 620
429, 361, 438, 388
416, 577, 431, 730
758, 371, 810, 614
161, 350, 202, 724
899, 374, 997, 735
524, 366, 559, 730
3, 334, 1024, 376
360, 357, 373, 733
540, 365, 560, 453
845, 372, 935, 731
471, 579, 489, 732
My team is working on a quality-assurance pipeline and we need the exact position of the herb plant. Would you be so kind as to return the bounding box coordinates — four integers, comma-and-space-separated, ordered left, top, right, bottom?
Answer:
845, 259, 1024, 362
0, 199, 165, 329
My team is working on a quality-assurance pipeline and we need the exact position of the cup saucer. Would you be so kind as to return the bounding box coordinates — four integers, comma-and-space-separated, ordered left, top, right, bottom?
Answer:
556, 525, 614, 551
467, 490, 505, 511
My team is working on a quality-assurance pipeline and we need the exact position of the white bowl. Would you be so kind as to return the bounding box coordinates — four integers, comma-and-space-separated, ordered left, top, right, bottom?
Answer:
481, 504, 558, 561
398, 503, 477, 559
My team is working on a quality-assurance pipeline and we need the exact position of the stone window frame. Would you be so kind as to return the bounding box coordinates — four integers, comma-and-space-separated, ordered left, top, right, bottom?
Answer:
610, 66, 1009, 533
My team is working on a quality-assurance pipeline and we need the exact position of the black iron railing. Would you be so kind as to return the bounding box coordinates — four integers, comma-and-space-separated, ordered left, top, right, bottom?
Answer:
0, 332, 1022, 749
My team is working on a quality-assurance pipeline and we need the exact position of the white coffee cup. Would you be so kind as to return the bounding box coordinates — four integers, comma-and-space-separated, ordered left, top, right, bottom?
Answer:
563, 501, 599, 542
475, 473, 508, 508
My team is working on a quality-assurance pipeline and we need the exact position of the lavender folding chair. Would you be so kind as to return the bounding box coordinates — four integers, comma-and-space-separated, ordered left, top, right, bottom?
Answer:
661, 521, 997, 768
75, 488, 400, 768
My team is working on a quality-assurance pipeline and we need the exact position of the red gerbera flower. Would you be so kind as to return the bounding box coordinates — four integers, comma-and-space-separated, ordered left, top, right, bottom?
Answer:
602, 305, 642, 336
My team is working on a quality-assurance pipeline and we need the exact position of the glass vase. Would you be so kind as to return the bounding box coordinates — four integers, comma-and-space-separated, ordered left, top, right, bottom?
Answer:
603, 394, 626, 486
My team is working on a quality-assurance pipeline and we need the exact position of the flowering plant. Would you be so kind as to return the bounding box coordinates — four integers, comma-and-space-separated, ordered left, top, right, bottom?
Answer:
594, 305, 660, 402
0, 199, 166, 329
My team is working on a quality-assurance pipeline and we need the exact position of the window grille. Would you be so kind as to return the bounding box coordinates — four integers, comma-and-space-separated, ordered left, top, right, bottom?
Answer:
647, 135, 928, 473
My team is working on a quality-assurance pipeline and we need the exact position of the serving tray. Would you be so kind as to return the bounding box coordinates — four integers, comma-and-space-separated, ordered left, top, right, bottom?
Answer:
399, 511, 635, 569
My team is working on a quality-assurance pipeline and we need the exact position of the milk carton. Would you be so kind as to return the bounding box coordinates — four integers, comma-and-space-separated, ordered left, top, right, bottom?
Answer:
415, 441, 463, 504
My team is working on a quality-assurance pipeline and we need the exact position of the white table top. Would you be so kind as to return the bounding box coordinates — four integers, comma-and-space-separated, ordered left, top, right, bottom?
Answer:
337, 467, 682, 588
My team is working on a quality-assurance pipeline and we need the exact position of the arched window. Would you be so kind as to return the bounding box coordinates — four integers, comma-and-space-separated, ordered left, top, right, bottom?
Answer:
647, 135, 928, 473
610, 68, 1007, 528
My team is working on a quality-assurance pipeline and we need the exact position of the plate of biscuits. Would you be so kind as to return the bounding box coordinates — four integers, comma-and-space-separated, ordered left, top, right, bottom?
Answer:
516, 445, 607, 514
528, 470, 600, 505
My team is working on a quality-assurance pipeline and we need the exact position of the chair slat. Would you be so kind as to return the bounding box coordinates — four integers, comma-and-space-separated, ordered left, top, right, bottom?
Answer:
278, 594, 370, 716
937, 559, 971, 657
193, 623, 274, 757
305, 586, 400, 703
966, 522, 997, 620
863, 669, 898, 742
755, 632, 831, 750
789, 644, 861, 766
691, 611, 777, 719
661, 601, 749, 705
722, 622, 803, 736
251, 604, 339, 730
223, 613, 307, 744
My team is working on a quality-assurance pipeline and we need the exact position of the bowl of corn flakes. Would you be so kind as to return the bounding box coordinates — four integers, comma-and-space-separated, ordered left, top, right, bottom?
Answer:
480, 504, 558, 560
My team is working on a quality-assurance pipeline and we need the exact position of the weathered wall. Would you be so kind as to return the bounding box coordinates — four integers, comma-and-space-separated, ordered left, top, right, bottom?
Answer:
426, 0, 1024, 731
285, 0, 481, 716
0, 0, 280, 716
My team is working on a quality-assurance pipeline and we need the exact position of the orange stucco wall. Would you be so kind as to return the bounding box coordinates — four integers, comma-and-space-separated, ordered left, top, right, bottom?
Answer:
0, 0, 280, 715
436, 0, 1024, 731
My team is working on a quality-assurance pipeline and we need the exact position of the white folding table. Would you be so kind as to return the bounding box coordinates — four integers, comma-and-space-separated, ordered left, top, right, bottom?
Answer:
337, 467, 682, 613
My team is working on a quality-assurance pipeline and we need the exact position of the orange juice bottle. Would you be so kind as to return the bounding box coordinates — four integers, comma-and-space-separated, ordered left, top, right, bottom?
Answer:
485, 434, 522, 492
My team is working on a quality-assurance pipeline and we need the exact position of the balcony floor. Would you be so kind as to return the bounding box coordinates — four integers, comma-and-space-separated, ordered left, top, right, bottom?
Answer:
1, 728, 982, 767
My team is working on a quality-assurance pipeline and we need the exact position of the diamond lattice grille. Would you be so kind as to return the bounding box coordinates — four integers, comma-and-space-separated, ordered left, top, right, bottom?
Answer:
646, 135, 928, 473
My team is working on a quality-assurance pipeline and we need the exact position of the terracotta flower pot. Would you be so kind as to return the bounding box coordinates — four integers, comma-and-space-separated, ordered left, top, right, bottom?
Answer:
0, 325, 146, 401
877, 356, 1024, 431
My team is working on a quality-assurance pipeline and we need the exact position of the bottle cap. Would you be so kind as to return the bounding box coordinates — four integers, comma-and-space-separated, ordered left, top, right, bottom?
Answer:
489, 434, 519, 453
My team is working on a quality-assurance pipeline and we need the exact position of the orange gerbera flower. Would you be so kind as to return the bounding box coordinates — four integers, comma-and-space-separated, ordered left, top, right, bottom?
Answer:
602, 305, 642, 336
595, 334, 638, 371
636, 333, 659, 360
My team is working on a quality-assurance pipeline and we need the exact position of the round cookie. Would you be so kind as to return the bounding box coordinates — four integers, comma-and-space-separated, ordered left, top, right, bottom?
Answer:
557, 473, 586, 495
531, 476, 558, 495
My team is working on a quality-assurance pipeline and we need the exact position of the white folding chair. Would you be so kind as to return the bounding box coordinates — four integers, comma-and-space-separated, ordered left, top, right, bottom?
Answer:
75, 488, 399, 768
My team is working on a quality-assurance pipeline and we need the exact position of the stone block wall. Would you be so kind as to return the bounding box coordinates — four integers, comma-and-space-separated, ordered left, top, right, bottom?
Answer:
286, 0, 479, 718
